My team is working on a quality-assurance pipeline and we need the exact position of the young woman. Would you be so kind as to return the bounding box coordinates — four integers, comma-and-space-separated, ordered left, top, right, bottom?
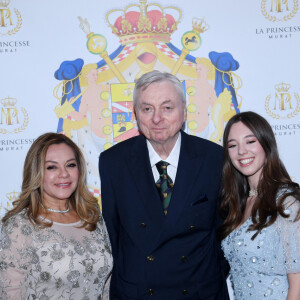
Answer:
220, 111, 300, 299
0, 133, 112, 299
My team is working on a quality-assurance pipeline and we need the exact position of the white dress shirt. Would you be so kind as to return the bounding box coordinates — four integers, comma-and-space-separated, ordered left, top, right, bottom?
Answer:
146, 132, 181, 184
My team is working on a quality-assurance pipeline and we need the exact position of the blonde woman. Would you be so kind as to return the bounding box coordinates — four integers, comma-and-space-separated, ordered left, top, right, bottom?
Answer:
0, 133, 112, 299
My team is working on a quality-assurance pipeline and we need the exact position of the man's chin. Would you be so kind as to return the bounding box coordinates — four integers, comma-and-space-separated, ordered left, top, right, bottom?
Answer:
149, 134, 167, 143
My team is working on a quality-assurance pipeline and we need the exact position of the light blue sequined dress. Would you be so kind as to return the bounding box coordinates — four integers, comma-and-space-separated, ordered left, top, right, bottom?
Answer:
222, 195, 300, 300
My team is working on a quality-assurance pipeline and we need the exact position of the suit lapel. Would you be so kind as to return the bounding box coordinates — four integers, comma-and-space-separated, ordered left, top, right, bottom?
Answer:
129, 136, 165, 229
129, 132, 206, 252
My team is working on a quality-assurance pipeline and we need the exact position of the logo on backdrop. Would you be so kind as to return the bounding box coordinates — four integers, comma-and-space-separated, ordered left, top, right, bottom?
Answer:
265, 82, 300, 120
0, 191, 18, 217
0, 0, 30, 54
0, 0, 22, 36
0, 96, 29, 134
257, 1, 300, 39
261, 0, 298, 21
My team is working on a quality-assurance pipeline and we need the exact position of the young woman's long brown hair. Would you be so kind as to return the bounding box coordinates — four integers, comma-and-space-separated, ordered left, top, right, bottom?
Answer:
219, 111, 300, 240
2, 133, 99, 231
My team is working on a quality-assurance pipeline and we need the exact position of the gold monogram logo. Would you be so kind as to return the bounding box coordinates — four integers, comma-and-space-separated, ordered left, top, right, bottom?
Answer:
0, 97, 29, 134
261, 0, 298, 22
4, 191, 19, 210
265, 83, 300, 119
0, 0, 22, 36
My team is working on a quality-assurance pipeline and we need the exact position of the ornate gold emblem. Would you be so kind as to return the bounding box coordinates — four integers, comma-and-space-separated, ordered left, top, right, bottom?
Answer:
181, 18, 209, 51
261, 0, 298, 22
87, 34, 107, 55
0, 0, 22, 36
265, 82, 300, 119
4, 191, 19, 210
0, 97, 29, 134
182, 31, 201, 51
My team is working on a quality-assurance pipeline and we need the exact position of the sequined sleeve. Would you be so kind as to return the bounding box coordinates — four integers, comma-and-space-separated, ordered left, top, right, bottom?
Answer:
0, 214, 34, 299
277, 196, 300, 274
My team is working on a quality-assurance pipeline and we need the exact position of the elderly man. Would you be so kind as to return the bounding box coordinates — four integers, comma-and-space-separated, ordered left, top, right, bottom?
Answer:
99, 71, 229, 299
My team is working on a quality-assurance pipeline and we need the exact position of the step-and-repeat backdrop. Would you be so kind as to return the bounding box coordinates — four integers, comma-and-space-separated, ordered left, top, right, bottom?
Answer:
1, 1, 299, 297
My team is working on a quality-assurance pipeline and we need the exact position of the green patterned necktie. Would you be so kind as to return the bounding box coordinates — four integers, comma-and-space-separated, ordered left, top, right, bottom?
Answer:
155, 161, 174, 215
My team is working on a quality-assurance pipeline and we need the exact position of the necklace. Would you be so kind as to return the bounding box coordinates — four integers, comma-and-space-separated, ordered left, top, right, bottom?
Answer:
249, 189, 258, 197
40, 202, 70, 213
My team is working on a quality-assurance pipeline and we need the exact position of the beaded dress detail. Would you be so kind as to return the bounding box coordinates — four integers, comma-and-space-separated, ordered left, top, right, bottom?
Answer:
222, 193, 300, 299
0, 210, 113, 300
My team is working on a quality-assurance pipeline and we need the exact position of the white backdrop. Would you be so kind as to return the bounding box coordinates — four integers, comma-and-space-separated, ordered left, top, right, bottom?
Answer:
1, 1, 300, 298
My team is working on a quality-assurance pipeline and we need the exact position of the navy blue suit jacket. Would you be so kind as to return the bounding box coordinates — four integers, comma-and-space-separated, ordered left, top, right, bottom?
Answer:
99, 131, 229, 300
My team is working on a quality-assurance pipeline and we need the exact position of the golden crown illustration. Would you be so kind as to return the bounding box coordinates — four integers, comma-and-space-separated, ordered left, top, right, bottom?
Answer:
0, 0, 10, 8
1, 96, 17, 107
192, 18, 209, 34
6, 191, 19, 202
275, 82, 291, 93
106, 0, 182, 45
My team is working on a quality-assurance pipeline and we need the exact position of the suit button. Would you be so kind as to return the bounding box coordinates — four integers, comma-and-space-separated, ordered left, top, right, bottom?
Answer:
189, 225, 196, 231
148, 289, 154, 295
147, 255, 154, 261
181, 256, 187, 262
140, 223, 147, 228
183, 289, 189, 295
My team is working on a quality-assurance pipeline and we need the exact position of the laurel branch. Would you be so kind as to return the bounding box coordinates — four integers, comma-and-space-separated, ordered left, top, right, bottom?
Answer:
284, 0, 298, 21
0, 9, 22, 37
261, 0, 298, 22
265, 94, 280, 119
0, 107, 29, 134
0, 128, 8, 134
287, 93, 300, 118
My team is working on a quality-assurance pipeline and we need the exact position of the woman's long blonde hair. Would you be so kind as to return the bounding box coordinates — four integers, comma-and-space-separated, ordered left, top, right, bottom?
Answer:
2, 132, 99, 231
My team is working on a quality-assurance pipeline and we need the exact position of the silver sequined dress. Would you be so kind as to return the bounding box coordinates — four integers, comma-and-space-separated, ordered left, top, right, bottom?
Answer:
222, 195, 300, 300
0, 210, 113, 300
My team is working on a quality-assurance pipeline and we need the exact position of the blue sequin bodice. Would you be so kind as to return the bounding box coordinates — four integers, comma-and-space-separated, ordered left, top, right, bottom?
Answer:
222, 196, 300, 300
